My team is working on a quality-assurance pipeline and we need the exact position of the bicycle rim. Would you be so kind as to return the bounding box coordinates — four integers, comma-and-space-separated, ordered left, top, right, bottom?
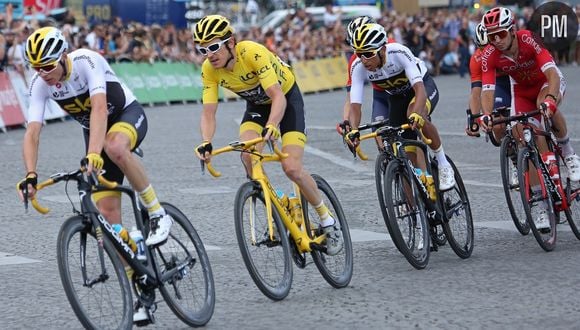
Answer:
234, 182, 293, 301
518, 147, 557, 251
500, 135, 530, 235
305, 174, 353, 288
439, 156, 474, 259
57, 216, 132, 330
156, 202, 215, 327
384, 161, 430, 269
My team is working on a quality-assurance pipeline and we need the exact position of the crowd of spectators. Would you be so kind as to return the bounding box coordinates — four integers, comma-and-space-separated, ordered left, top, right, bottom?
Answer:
1, 3, 579, 82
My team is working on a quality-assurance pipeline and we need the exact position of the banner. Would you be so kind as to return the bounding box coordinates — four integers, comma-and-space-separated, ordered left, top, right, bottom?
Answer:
0, 72, 26, 127
24, 0, 63, 14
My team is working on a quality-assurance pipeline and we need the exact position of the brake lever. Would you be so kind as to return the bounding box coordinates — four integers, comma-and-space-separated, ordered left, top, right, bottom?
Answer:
200, 159, 206, 176
266, 140, 274, 153
23, 187, 29, 213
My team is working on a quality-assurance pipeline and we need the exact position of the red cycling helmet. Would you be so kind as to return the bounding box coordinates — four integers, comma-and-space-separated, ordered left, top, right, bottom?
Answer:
482, 7, 514, 32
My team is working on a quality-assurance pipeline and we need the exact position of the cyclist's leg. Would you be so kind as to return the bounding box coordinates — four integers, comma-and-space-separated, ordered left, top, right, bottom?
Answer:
239, 102, 269, 176
103, 101, 172, 245
371, 89, 390, 150
280, 84, 342, 253
491, 75, 512, 141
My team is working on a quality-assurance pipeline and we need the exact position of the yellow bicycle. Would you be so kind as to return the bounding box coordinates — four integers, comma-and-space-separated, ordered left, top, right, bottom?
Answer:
202, 137, 353, 300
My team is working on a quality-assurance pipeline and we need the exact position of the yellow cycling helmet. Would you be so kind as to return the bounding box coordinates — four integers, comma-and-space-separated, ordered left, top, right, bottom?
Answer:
351, 23, 387, 52
193, 15, 234, 44
25, 26, 68, 67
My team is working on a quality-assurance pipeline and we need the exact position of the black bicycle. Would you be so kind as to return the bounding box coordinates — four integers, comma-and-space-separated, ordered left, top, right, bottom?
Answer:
467, 107, 530, 235
355, 119, 474, 269
26, 169, 215, 329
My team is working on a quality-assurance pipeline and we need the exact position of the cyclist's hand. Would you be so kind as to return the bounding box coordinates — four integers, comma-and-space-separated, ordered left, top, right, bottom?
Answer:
408, 113, 425, 130
344, 129, 360, 150
262, 123, 280, 141
477, 114, 492, 132
465, 127, 480, 137
16, 172, 38, 201
195, 141, 213, 161
336, 120, 351, 136
541, 98, 557, 117
82, 153, 104, 175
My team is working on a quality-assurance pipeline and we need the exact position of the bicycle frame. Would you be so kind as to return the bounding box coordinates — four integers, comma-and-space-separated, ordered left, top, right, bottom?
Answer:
31, 170, 192, 289
358, 122, 446, 223
206, 138, 326, 253
519, 120, 568, 212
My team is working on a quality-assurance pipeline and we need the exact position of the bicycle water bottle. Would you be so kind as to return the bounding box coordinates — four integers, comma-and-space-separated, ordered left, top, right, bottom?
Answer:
541, 152, 559, 181
425, 174, 437, 200
414, 168, 426, 184
288, 192, 303, 226
112, 224, 137, 253
129, 227, 147, 261
275, 189, 289, 209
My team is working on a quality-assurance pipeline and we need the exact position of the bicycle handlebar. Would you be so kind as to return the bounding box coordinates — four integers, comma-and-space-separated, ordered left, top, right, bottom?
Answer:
27, 169, 118, 214
354, 122, 432, 161
200, 137, 289, 178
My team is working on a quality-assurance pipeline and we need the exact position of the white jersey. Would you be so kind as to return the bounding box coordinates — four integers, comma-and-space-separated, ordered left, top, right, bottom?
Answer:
27, 48, 136, 129
350, 43, 428, 104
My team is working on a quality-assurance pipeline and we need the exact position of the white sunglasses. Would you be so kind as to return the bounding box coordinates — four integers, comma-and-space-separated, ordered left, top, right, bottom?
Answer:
196, 38, 230, 55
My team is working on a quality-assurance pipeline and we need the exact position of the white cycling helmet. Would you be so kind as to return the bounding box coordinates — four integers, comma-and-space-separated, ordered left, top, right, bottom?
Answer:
351, 23, 387, 52
346, 16, 375, 46
25, 26, 68, 67
474, 23, 488, 48
482, 7, 514, 32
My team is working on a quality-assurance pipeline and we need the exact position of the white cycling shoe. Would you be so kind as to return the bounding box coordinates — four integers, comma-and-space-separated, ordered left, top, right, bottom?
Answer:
438, 164, 456, 191
564, 154, 580, 182
145, 213, 173, 246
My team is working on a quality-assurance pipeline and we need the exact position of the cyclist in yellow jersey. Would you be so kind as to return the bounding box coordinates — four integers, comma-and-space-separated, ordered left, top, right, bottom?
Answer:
193, 15, 343, 255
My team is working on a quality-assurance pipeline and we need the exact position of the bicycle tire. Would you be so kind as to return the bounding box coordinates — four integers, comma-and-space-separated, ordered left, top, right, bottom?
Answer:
57, 216, 132, 330
517, 147, 557, 251
375, 152, 390, 227
156, 202, 215, 327
500, 135, 530, 235
564, 184, 580, 240
303, 174, 353, 288
438, 156, 474, 259
234, 181, 293, 301
384, 160, 430, 269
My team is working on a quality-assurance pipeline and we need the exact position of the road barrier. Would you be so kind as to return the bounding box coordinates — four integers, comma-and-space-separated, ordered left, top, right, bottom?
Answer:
0, 56, 348, 132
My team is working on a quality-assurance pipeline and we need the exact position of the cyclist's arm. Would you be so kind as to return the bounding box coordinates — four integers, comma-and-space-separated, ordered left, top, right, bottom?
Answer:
542, 66, 561, 102
398, 45, 427, 116
264, 83, 286, 127
410, 81, 427, 117
348, 59, 365, 127
342, 92, 350, 121
87, 93, 108, 155
200, 103, 218, 142
468, 54, 483, 115
480, 52, 497, 116
23, 122, 42, 174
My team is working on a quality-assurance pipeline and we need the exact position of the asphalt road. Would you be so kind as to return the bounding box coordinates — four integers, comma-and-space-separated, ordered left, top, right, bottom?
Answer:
1, 67, 579, 329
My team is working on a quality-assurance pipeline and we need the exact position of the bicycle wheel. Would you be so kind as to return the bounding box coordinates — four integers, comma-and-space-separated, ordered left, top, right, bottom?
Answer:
384, 160, 430, 269
438, 156, 474, 259
517, 147, 557, 251
500, 135, 530, 235
234, 181, 293, 301
559, 164, 580, 240
375, 152, 390, 225
302, 174, 353, 288
57, 216, 132, 330
155, 202, 215, 327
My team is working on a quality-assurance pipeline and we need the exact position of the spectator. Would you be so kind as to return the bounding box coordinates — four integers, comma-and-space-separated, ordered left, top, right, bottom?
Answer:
85, 24, 106, 54
323, 4, 340, 29
440, 39, 460, 75
245, 0, 260, 26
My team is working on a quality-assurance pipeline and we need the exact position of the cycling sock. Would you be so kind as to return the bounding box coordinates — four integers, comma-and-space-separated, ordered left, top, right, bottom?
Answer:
139, 185, 164, 217
433, 146, 450, 166
557, 135, 574, 157
314, 200, 333, 225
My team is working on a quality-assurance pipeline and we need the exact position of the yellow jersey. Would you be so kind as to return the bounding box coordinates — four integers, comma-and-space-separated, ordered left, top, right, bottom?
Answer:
201, 40, 295, 105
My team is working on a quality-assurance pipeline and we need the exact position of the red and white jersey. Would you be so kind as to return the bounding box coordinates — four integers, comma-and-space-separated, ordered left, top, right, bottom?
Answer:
481, 30, 559, 91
